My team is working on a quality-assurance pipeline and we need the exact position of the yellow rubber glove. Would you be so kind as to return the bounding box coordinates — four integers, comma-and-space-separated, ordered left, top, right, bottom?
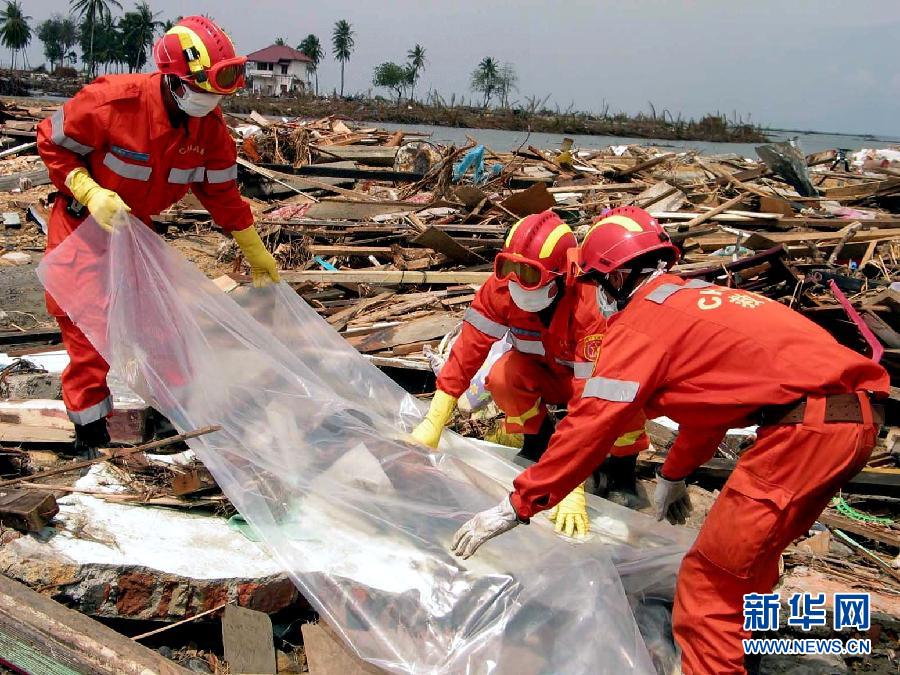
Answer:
232, 226, 280, 287
411, 390, 456, 449
65, 167, 130, 232
548, 482, 589, 538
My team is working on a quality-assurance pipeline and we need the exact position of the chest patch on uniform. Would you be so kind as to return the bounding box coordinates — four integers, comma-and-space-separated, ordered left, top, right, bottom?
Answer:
110, 145, 150, 163
582, 333, 604, 361
509, 326, 541, 338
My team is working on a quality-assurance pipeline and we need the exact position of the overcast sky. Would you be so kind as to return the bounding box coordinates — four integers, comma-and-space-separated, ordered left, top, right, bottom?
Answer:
19, 0, 900, 136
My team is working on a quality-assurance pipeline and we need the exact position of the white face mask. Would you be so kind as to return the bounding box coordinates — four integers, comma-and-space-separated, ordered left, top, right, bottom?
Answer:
596, 285, 618, 319
508, 281, 557, 312
171, 79, 223, 117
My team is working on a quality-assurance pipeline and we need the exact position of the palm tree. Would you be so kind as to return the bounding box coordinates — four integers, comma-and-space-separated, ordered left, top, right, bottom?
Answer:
120, 1, 161, 72
70, 0, 123, 77
298, 33, 324, 95
470, 56, 499, 108
0, 1, 32, 71
331, 19, 354, 97
406, 44, 426, 102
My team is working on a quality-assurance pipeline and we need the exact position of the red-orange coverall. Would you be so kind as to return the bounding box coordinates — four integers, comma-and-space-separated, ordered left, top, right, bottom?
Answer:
509, 275, 889, 674
436, 274, 648, 454
36, 73, 253, 425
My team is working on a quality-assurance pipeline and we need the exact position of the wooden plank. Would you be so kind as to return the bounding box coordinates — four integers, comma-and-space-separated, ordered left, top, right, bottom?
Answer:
613, 152, 676, 178
0, 327, 61, 346
681, 192, 749, 229
363, 354, 432, 371
637, 455, 900, 497
0, 573, 190, 675
302, 622, 386, 675
303, 200, 413, 221
312, 145, 398, 167
547, 182, 643, 193
0, 422, 73, 443
327, 291, 394, 332
279, 270, 491, 285
411, 226, 485, 264
816, 511, 900, 550
821, 178, 900, 200
0, 489, 58, 532
743, 227, 900, 250
349, 314, 459, 353
500, 183, 556, 217
221, 605, 276, 675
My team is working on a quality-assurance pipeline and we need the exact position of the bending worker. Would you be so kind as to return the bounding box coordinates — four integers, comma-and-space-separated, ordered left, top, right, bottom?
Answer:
450, 206, 889, 674
411, 210, 648, 537
37, 16, 279, 456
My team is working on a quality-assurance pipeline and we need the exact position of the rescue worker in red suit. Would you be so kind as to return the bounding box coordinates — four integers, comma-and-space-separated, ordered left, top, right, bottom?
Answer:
36, 16, 279, 456
449, 206, 889, 674
410, 211, 650, 538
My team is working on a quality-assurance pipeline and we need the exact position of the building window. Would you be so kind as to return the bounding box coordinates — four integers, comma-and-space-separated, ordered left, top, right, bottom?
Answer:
281, 64, 288, 74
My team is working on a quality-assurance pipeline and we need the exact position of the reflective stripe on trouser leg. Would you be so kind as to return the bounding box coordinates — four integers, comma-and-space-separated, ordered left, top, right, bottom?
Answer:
57, 315, 113, 426
485, 350, 568, 435
502, 397, 545, 435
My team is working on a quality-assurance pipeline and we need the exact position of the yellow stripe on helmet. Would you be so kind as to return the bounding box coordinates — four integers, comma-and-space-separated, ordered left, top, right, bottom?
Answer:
599, 214, 644, 233
538, 223, 573, 259
170, 26, 211, 67
504, 220, 523, 248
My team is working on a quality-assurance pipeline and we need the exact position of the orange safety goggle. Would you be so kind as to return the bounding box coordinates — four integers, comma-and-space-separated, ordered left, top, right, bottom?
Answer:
494, 253, 557, 290
185, 54, 247, 94
177, 32, 246, 95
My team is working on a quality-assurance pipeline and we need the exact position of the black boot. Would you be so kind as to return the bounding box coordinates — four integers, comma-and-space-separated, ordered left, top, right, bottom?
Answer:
73, 418, 110, 460
517, 415, 556, 463
598, 453, 645, 509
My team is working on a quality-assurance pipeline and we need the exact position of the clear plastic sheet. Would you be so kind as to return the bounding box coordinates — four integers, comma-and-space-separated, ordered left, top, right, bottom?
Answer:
39, 217, 692, 674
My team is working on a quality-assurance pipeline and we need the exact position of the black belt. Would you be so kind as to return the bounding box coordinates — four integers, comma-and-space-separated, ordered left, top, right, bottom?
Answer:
753, 393, 884, 427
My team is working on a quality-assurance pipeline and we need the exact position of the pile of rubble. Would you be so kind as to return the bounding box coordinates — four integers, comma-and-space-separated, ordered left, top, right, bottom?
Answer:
0, 98, 898, 673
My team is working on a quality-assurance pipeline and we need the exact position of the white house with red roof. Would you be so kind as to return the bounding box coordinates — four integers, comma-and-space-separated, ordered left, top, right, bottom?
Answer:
245, 44, 314, 96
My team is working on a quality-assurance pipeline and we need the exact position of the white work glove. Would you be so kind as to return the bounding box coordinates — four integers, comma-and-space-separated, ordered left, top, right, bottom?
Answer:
654, 473, 692, 525
451, 495, 521, 559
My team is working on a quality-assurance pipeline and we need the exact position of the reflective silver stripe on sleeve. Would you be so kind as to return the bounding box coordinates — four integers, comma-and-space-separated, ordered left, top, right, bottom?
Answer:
646, 278, 714, 304
50, 108, 93, 155
67, 395, 113, 425
554, 358, 576, 369
206, 165, 238, 183
573, 361, 595, 379
103, 152, 151, 181
463, 307, 508, 339
510, 334, 546, 356
583, 376, 639, 402
168, 166, 206, 184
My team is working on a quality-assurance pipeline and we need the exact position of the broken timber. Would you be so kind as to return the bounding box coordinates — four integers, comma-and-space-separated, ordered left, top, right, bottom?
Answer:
0, 573, 190, 674
277, 270, 491, 285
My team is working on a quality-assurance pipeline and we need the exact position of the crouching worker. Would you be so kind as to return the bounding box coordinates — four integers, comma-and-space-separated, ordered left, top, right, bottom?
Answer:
37, 16, 279, 456
449, 207, 889, 674
410, 210, 649, 537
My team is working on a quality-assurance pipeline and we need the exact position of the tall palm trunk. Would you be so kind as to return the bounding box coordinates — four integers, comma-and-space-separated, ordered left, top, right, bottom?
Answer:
340, 62, 344, 96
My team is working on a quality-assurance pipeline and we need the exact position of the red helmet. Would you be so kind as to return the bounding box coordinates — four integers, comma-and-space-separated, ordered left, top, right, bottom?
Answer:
153, 16, 246, 95
577, 206, 679, 276
495, 211, 577, 289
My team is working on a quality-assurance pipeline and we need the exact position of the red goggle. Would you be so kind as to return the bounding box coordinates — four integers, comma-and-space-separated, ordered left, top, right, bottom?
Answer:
185, 54, 247, 94
494, 253, 558, 290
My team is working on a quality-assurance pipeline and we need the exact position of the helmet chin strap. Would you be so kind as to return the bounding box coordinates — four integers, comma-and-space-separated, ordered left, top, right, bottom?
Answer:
600, 261, 668, 310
